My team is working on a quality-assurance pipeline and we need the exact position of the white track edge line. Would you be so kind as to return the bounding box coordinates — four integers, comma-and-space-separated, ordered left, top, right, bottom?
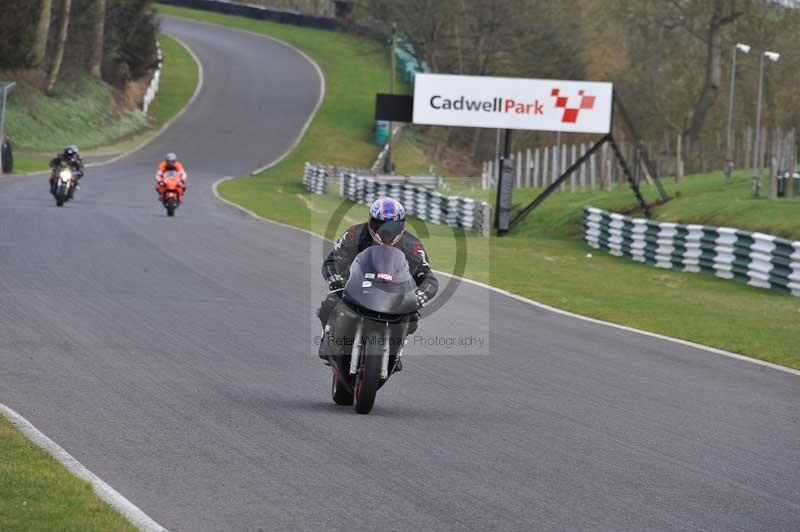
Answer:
211, 178, 800, 378
2, 31, 204, 179
0, 404, 168, 532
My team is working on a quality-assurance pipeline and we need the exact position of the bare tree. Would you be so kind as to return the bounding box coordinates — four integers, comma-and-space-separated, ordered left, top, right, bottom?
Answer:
30, 0, 53, 68
684, 0, 743, 142
46, 0, 71, 94
90, 0, 106, 78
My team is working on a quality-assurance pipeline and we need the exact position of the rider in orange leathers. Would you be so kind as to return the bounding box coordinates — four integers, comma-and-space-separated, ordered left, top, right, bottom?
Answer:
155, 152, 187, 202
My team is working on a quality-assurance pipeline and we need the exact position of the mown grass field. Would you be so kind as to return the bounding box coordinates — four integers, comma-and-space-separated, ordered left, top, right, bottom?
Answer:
6, 33, 198, 173
0, 415, 138, 532
164, 5, 800, 368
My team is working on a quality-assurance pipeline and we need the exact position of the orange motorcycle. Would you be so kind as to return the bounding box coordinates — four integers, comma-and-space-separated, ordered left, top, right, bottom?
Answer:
158, 171, 185, 217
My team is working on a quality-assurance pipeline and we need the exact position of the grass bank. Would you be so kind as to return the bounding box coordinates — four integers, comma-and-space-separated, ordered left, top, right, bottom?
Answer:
5, 32, 198, 172
0, 415, 138, 532
161, 5, 799, 369
6, 76, 149, 153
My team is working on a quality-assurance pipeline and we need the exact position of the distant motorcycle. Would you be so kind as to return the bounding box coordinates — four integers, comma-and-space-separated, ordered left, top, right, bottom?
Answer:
159, 170, 185, 217
321, 245, 419, 414
52, 165, 76, 207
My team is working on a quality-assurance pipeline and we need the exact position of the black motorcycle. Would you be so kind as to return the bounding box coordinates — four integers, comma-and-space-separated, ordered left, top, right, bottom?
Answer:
322, 245, 419, 414
52, 165, 76, 207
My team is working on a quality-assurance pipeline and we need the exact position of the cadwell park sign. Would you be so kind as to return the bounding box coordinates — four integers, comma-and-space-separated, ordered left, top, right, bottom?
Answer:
374, 73, 664, 235
412, 73, 613, 134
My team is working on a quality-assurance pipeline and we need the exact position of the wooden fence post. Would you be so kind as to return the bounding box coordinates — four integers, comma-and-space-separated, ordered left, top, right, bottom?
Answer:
525, 148, 532, 187
787, 129, 796, 198
542, 146, 549, 187
581, 142, 589, 192
570, 144, 577, 192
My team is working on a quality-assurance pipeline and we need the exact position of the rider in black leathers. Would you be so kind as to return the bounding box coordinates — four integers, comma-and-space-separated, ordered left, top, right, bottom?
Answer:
49, 145, 84, 195
317, 198, 438, 366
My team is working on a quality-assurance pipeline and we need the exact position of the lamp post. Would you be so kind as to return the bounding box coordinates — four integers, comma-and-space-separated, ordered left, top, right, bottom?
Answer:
725, 43, 750, 181
752, 50, 780, 198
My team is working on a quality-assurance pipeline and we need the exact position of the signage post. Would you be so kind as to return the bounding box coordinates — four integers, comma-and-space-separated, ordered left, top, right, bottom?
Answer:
376, 73, 668, 234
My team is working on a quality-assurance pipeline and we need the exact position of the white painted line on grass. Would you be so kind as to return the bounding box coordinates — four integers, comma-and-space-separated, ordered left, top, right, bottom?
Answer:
0, 404, 168, 532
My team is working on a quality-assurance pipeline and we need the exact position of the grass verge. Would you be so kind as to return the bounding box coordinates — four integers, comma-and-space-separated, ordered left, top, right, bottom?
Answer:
162, 5, 800, 369
0, 415, 138, 532
6, 32, 198, 172
6, 77, 149, 153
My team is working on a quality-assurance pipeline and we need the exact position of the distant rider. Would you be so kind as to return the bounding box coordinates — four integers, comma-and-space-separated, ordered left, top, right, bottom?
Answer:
49, 145, 84, 194
317, 197, 439, 365
155, 152, 187, 202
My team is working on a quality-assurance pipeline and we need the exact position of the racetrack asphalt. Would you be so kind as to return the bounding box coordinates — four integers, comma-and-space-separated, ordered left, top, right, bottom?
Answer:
1, 15, 798, 532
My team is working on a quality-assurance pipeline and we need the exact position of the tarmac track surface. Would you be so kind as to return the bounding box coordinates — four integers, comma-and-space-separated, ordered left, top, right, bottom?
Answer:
1, 15, 798, 532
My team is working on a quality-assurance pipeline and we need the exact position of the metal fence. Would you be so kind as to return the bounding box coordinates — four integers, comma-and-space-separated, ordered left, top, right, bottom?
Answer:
583, 206, 800, 297
481, 141, 649, 191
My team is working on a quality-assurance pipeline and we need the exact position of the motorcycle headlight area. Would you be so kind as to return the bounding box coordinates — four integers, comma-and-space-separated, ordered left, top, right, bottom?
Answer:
59, 170, 72, 181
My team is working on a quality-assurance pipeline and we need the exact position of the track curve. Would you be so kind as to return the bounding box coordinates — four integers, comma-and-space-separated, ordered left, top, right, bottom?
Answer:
0, 15, 797, 532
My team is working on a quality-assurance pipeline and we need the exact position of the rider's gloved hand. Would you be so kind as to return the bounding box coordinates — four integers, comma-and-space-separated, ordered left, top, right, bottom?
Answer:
415, 288, 428, 309
327, 274, 345, 291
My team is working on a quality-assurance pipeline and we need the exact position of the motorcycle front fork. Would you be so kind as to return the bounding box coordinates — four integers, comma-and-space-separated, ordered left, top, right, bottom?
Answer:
348, 319, 409, 380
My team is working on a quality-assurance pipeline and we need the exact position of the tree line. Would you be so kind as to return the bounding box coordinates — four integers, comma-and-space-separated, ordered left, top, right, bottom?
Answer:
0, 0, 158, 94
360, 0, 800, 173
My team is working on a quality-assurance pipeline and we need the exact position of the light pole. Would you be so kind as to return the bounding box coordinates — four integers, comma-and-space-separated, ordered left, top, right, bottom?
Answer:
725, 43, 750, 181
752, 50, 780, 198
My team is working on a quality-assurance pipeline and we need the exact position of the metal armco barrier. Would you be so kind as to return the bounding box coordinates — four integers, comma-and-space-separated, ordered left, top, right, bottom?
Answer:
142, 41, 163, 114
158, 0, 338, 30
583, 206, 800, 297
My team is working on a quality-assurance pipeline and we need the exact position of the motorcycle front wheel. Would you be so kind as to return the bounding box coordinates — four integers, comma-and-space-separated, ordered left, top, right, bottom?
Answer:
353, 337, 382, 414
331, 372, 354, 405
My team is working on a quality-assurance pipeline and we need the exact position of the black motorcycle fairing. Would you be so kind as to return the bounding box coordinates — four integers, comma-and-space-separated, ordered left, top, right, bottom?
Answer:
342, 245, 418, 315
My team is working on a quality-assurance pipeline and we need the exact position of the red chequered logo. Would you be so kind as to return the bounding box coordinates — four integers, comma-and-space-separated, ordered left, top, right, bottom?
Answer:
551, 88, 596, 123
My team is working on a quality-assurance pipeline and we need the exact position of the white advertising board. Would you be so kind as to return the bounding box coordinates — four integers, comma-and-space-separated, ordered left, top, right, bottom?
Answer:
412, 73, 613, 134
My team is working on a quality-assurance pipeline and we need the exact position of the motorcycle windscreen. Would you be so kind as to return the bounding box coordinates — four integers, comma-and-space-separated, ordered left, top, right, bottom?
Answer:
343, 245, 418, 315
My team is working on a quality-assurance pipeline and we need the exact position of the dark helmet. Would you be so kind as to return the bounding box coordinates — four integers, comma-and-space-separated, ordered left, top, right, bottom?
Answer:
64, 145, 78, 157
368, 197, 406, 245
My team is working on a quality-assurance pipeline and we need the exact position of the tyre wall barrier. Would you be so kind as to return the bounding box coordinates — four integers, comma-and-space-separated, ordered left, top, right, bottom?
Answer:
342, 172, 491, 237
303, 163, 492, 236
158, 0, 338, 30
582, 206, 800, 297
303, 162, 333, 194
